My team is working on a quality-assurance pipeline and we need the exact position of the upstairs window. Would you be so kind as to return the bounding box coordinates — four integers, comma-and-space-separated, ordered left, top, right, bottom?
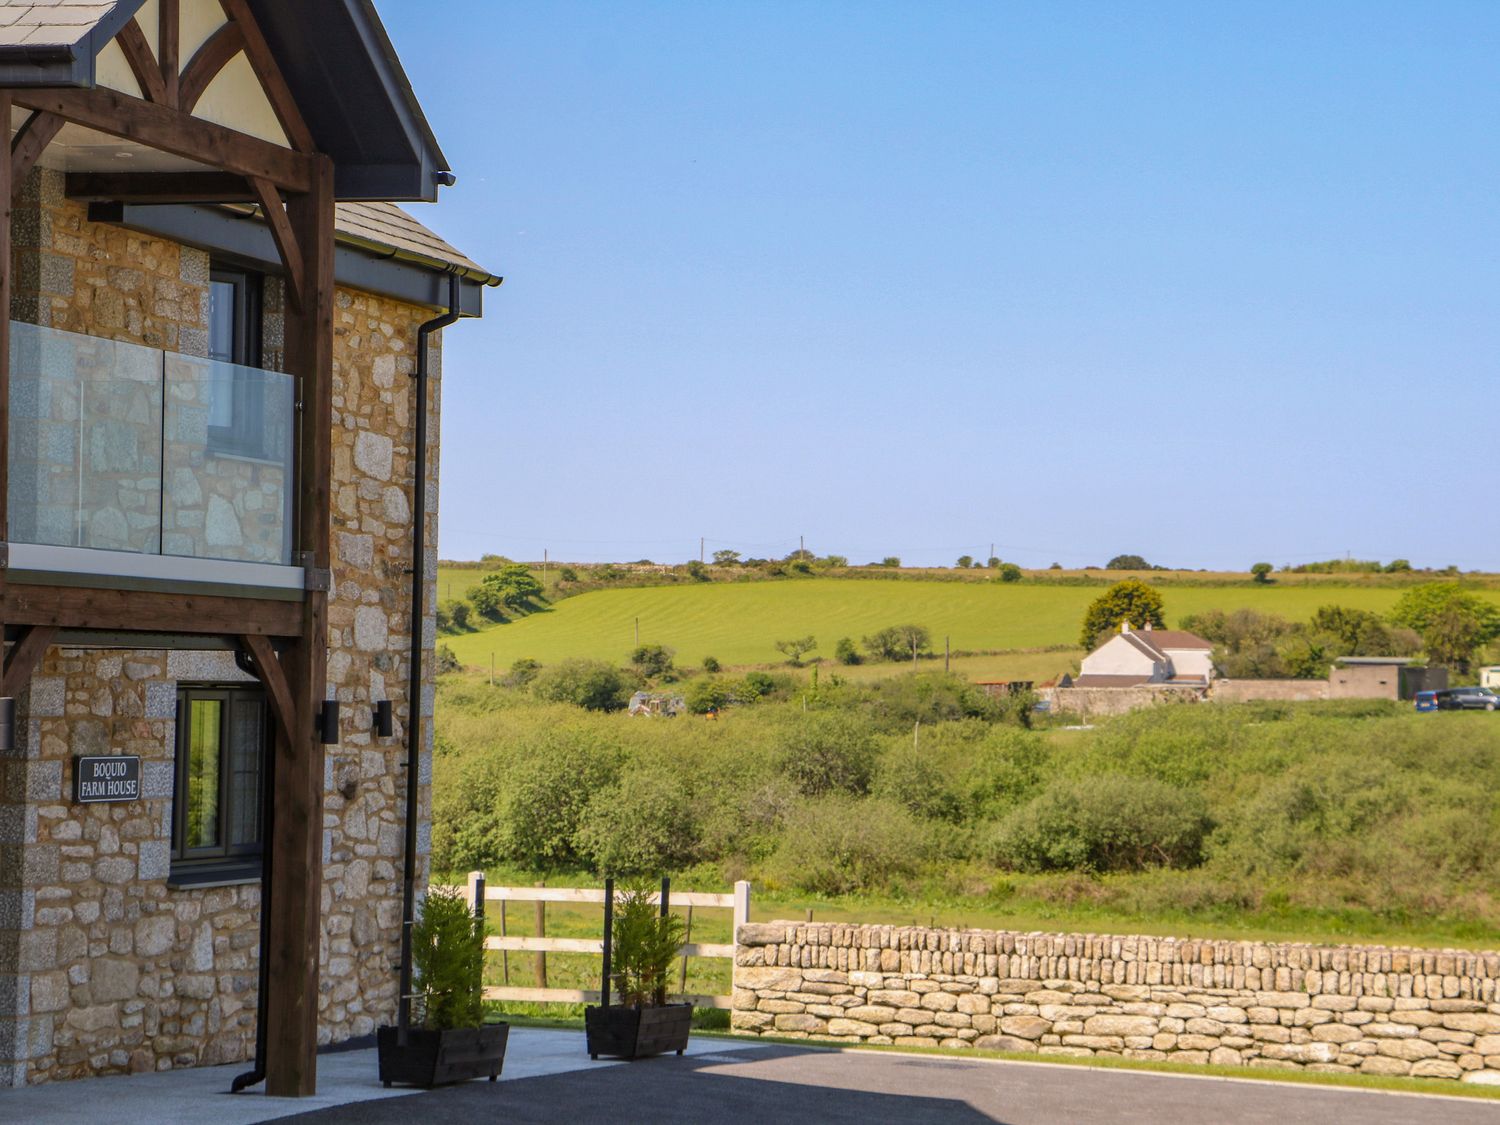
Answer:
170, 685, 268, 886
207, 265, 267, 458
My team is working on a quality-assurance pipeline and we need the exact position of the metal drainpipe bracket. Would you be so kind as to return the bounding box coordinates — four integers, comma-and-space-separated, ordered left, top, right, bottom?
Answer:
303, 567, 331, 592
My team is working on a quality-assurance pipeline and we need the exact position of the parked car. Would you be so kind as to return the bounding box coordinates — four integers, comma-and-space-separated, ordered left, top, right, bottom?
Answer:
1434, 687, 1500, 711
1414, 691, 1438, 712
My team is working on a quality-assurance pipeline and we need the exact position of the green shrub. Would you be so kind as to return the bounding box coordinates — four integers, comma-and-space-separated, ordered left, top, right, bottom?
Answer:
998, 563, 1022, 583
862, 624, 931, 662
777, 712, 881, 796
436, 644, 461, 674
608, 883, 687, 1006
412, 885, 485, 1030
559, 565, 579, 582
504, 658, 542, 688
834, 637, 861, 665
991, 776, 1212, 873
630, 644, 676, 678
531, 659, 636, 711
686, 677, 735, 714
497, 734, 622, 868
768, 795, 929, 894
701, 655, 721, 673
576, 765, 701, 876
739, 671, 780, 699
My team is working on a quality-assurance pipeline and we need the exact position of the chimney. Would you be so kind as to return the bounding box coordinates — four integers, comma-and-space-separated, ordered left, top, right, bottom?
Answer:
1121, 620, 1131, 634
1144, 622, 1153, 631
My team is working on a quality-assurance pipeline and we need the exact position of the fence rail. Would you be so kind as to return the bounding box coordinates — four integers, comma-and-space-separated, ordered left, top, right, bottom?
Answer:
447, 875, 750, 1011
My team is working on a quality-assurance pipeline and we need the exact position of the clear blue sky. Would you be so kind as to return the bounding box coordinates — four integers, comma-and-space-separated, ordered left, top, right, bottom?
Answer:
382, 1, 1500, 571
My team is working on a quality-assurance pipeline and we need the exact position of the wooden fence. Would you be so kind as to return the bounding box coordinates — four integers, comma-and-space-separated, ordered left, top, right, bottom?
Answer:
450, 874, 751, 1010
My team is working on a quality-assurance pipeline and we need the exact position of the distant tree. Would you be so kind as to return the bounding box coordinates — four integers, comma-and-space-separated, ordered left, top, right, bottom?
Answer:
1384, 558, 1412, 573
774, 635, 818, 666
558, 566, 579, 582
684, 559, 709, 580
1308, 605, 1419, 657
1079, 580, 1166, 648
1106, 554, 1151, 571
531, 660, 636, 711
863, 624, 931, 663
1390, 583, 1500, 672
834, 637, 862, 665
785, 548, 815, 563
956, 555, 974, 569
712, 549, 741, 566
998, 563, 1023, 583
986, 556, 1001, 569
471, 564, 543, 618
701, 655, 721, 673
881, 557, 901, 568
822, 555, 848, 568
445, 599, 471, 629
1250, 562, 1273, 584
1049, 562, 1062, 570
630, 644, 676, 678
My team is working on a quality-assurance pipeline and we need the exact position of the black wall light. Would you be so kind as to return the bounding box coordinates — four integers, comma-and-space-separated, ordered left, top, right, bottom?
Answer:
317, 700, 341, 745
0, 697, 14, 754
372, 699, 394, 739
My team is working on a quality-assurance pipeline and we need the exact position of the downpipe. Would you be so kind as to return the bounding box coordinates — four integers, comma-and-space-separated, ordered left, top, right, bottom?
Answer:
398, 271, 463, 1037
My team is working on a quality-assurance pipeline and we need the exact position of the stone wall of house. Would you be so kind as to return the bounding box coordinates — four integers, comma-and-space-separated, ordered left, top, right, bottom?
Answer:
0, 172, 443, 1084
732, 923, 1500, 1084
7, 169, 290, 564
1210, 679, 1332, 703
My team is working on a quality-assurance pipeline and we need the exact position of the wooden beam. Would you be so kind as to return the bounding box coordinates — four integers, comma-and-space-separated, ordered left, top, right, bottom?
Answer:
12, 88, 312, 193
248, 175, 304, 312
1, 626, 57, 698
65, 171, 255, 203
263, 154, 334, 1099
160, 0, 180, 108
179, 21, 245, 113
0, 584, 303, 636
116, 18, 167, 105
0, 92, 11, 557
10, 111, 65, 192
217, 0, 316, 153
239, 634, 295, 750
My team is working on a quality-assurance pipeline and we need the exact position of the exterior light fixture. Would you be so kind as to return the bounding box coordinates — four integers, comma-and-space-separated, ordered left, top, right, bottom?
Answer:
317, 700, 341, 745
372, 699, 394, 738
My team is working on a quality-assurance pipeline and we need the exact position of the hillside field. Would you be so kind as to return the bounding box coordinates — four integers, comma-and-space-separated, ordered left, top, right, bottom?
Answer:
438, 577, 1500, 671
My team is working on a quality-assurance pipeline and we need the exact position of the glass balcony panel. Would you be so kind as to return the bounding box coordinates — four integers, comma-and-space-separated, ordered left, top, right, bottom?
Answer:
8, 320, 296, 571
162, 354, 294, 565
8, 320, 163, 552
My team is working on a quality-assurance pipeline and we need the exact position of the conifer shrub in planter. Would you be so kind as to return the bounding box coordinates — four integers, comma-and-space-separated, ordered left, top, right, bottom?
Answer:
378, 885, 508, 1087
586, 882, 691, 1060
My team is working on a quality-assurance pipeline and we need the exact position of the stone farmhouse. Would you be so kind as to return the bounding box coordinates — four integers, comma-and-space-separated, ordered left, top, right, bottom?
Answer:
1073, 622, 1214, 689
0, 0, 498, 1097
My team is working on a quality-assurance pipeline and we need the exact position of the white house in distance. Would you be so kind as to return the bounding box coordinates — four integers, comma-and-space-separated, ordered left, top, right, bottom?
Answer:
1074, 622, 1215, 687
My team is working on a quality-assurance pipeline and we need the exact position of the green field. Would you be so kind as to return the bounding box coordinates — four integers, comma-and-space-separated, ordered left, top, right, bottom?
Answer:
440, 577, 1500, 671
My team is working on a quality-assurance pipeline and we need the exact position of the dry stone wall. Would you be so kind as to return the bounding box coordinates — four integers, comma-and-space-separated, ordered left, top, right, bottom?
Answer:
732, 923, 1500, 1085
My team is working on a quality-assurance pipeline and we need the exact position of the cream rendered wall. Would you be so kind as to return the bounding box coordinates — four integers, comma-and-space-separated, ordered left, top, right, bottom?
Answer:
1162, 647, 1214, 680
1078, 634, 1163, 680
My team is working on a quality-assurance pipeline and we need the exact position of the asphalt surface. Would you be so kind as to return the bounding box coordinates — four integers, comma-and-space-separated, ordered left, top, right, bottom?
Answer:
279, 1044, 1500, 1125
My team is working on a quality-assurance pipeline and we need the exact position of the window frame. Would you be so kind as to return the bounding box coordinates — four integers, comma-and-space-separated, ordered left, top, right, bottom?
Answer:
169, 683, 269, 887
206, 265, 268, 460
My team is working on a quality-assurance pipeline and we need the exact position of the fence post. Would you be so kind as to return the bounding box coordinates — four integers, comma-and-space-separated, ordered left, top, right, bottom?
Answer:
678, 904, 693, 996
470, 871, 486, 1005
499, 896, 509, 985
466, 870, 483, 914
534, 880, 547, 990
601, 877, 614, 1011
732, 880, 751, 933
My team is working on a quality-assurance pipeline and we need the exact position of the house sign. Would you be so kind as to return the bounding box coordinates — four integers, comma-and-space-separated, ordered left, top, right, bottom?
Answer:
74, 756, 141, 803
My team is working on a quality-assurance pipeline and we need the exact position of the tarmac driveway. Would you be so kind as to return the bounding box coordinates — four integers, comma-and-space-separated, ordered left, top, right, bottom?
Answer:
283, 1042, 1500, 1125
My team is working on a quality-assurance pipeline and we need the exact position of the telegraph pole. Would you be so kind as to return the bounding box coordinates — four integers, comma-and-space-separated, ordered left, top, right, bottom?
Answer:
700, 537, 705, 563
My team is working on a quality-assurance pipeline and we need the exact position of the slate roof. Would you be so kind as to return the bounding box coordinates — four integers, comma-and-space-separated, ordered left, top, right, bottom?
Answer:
335, 202, 492, 280
0, 3, 121, 47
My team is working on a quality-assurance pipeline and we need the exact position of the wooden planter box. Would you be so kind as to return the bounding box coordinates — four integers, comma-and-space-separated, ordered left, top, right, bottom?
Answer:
585, 1003, 692, 1060
377, 1022, 509, 1088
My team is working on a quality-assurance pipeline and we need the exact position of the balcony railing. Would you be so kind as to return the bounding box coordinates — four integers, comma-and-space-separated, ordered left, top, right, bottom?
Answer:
8, 321, 296, 581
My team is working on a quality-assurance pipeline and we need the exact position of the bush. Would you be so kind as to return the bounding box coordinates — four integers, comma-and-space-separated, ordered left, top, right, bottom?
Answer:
496, 734, 623, 868
412, 885, 485, 1030
991, 776, 1212, 873
436, 644, 461, 674
768, 795, 929, 894
881, 556, 901, 568
834, 637, 861, 665
863, 624, 931, 663
504, 658, 542, 688
739, 671, 779, 699
446, 598, 472, 629
774, 635, 817, 666
998, 563, 1022, 583
685, 560, 708, 580
531, 659, 636, 711
559, 565, 579, 582
701, 655, 721, 673
576, 765, 701, 876
777, 712, 881, 796
685, 677, 735, 714
1250, 562, 1273, 583
631, 644, 676, 678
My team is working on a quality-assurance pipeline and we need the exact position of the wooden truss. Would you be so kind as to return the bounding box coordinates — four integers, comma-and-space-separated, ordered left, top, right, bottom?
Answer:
1, 0, 340, 1098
